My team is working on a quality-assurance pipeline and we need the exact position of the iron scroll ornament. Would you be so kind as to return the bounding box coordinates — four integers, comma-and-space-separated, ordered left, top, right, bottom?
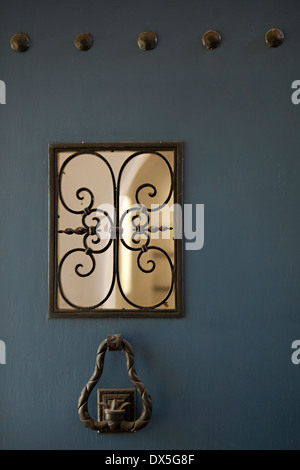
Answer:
57, 150, 173, 310
49, 142, 183, 317
78, 335, 152, 433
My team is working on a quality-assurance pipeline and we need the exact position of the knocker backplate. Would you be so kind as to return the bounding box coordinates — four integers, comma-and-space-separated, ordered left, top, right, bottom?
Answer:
48, 141, 183, 318
97, 389, 136, 423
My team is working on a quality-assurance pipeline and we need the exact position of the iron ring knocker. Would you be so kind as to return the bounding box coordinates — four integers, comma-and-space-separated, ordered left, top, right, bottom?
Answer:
78, 335, 152, 433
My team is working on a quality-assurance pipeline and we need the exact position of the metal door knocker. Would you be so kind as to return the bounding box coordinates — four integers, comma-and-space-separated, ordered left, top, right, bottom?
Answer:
78, 334, 152, 433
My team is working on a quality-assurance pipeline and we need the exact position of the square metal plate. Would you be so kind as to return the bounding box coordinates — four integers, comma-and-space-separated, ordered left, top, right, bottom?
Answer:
97, 388, 136, 422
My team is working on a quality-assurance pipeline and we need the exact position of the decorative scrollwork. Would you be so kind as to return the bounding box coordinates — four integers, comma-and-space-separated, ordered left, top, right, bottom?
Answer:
57, 150, 175, 311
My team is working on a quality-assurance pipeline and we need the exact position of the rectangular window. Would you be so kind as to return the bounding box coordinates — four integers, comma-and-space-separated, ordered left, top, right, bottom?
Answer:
49, 142, 183, 318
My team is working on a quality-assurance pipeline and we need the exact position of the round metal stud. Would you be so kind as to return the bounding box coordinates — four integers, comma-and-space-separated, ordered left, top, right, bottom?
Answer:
74, 33, 93, 51
137, 31, 158, 51
202, 30, 222, 50
10, 33, 30, 52
265, 28, 284, 47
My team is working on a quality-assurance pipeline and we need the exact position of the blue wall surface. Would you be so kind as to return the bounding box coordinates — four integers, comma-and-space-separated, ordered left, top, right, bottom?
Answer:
0, 0, 300, 450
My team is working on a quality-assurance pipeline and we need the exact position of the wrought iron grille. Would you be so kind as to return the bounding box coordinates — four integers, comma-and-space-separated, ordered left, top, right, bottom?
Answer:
49, 142, 183, 318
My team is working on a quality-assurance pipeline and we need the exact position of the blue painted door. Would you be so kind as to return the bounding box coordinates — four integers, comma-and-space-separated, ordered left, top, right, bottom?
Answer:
0, 0, 300, 450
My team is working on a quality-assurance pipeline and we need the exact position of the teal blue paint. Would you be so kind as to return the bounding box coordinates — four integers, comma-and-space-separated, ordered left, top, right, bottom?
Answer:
0, 0, 300, 450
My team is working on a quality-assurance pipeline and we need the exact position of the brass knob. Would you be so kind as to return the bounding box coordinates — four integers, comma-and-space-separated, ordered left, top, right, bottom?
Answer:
265, 28, 284, 47
202, 30, 222, 50
10, 33, 30, 52
138, 31, 158, 51
74, 33, 93, 51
